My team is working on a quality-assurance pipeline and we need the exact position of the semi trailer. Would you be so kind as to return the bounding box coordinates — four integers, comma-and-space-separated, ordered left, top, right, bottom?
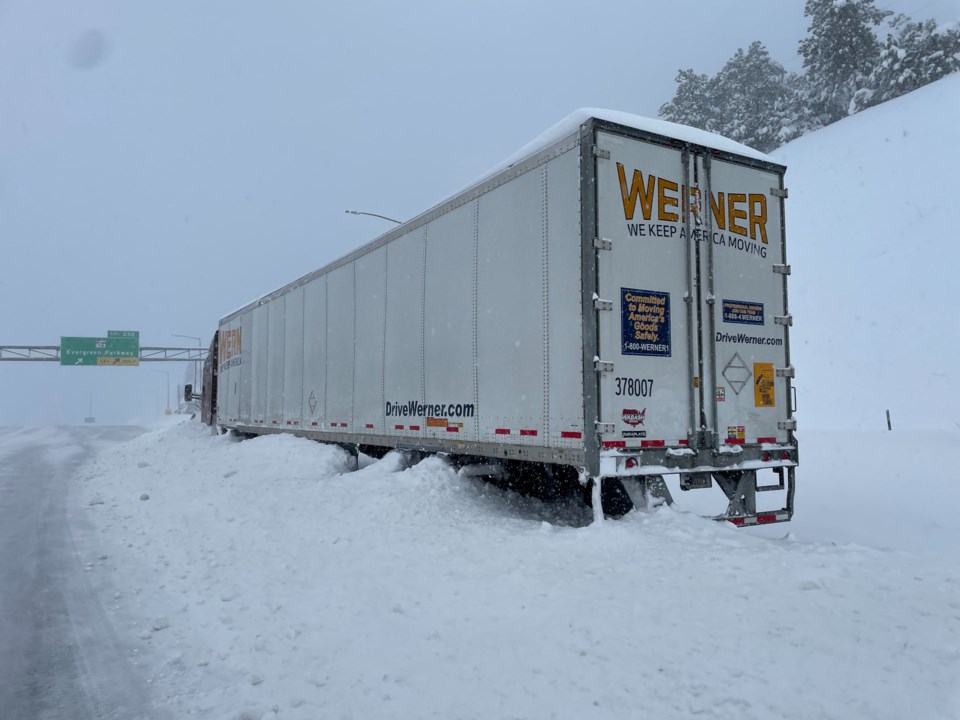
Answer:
204, 109, 797, 522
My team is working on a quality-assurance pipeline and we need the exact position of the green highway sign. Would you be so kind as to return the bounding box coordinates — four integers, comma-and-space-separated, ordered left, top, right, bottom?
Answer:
60, 335, 141, 366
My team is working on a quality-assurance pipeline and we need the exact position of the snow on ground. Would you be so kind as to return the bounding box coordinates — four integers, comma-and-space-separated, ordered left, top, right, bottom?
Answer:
72, 419, 960, 720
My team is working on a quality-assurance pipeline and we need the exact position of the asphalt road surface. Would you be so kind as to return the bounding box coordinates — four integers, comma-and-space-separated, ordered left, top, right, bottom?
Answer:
0, 425, 161, 720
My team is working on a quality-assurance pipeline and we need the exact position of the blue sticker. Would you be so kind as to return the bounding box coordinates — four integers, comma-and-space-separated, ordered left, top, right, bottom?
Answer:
722, 299, 764, 326
621, 288, 671, 357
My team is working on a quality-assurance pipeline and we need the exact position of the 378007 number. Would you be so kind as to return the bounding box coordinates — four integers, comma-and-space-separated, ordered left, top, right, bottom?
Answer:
614, 377, 654, 397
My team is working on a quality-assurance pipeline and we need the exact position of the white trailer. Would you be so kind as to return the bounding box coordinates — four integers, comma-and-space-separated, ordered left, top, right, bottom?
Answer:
212, 110, 796, 523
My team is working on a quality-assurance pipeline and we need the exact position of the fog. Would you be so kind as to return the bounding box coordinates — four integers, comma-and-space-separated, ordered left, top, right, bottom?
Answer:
1, 0, 957, 424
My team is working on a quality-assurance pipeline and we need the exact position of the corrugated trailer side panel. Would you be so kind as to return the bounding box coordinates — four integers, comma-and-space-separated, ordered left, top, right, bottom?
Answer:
544, 150, 584, 447
266, 296, 285, 425
325, 264, 355, 429
384, 229, 427, 438
302, 276, 327, 429
239, 311, 253, 424
422, 203, 478, 442
219, 139, 587, 465
251, 303, 268, 425
218, 316, 241, 424
283, 286, 305, 426
354, 247, 387, 434
476, 167, 546, 444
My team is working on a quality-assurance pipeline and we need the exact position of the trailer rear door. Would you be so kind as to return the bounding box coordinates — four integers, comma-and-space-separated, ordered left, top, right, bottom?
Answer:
702, 155, 791, 446
594, 128, 790, 453
594, 131, 695, 450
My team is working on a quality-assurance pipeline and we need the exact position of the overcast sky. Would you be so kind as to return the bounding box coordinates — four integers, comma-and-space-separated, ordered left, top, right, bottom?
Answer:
2, 0, 958, 424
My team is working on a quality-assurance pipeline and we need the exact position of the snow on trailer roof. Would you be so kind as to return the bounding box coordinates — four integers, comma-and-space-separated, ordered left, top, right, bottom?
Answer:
484, 107, 774, 177
447, 108, 778, 202
220, 110, 775, 323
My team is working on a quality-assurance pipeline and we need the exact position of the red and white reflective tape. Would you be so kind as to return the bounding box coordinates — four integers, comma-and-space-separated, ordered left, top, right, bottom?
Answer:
756, 436, 777, 444
728, 512, 790, 526
446, 426, 459, 433
311, 421, 319, 426
495, 428, 510, 435
365, 423, 374, 429
603, 439, 687, 450
561, 431, 582, 439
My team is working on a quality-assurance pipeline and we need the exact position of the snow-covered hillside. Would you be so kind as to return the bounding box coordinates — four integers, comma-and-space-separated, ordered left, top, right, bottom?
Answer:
61, 77, 960, 720
774, 73, 960, 432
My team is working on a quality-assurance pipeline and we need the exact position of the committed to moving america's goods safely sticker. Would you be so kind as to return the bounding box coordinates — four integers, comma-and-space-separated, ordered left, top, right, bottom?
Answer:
754, 363, 775, 407
621, 288, 671, 357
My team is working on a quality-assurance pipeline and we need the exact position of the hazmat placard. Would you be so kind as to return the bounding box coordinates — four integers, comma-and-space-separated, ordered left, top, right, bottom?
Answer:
754, 362, 775, 407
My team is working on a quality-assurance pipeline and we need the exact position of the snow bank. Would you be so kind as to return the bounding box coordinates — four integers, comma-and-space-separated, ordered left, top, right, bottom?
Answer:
74, 422, 960, 720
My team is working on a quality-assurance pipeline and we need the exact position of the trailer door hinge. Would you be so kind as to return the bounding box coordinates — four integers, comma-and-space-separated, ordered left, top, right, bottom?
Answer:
776, 366, 795, 378
774, 314, 793, 326
595, 422, 615, 435
594, 358, 614, 373
593, 237, 612, 251
594, 298, 613, 311
778, 419, 797, 431
773, 264, 791, 275
592, 146, 611, 160
771, 187, 788, 198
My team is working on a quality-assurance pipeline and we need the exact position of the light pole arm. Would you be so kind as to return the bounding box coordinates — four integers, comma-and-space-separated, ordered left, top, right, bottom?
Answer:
345, 210, 402, 224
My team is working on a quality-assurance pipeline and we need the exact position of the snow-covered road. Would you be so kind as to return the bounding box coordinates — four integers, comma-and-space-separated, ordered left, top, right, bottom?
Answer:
66, 420, 960, 720
0, 426, 162, 720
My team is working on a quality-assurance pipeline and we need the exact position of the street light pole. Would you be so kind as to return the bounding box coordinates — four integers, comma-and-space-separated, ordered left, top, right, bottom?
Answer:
150, 369, 171, 414
173, 334, 202, 391
345, 209, 402, 224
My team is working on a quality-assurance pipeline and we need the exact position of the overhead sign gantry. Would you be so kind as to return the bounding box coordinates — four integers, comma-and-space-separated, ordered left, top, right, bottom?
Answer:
0, 330, 207, 364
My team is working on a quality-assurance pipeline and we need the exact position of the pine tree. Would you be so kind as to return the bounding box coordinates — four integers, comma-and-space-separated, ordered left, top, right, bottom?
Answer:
660, 43, 797, 153
777, 72, 823, 145
658, 69, 717, 133
710, 42, 794, 152
798, 0, 892, 124
854, 14, 960, 111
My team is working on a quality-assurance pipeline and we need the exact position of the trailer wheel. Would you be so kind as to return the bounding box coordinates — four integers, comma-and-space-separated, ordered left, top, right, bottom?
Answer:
583, 477, 635, 519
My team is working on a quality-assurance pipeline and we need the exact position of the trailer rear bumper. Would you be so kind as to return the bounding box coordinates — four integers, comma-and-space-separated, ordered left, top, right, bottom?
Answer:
601, 444, 797, 527
721, 510, 792, 526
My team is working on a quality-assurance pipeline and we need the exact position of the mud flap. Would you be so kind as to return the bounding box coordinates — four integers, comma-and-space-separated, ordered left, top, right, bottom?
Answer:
583, 477, 635, 519
630, 475, 674, 510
